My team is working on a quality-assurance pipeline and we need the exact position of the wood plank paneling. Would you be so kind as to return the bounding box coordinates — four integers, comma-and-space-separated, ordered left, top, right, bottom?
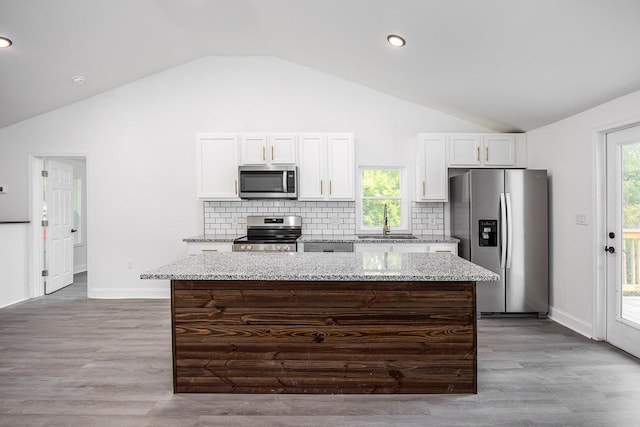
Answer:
171, 280, 476, 394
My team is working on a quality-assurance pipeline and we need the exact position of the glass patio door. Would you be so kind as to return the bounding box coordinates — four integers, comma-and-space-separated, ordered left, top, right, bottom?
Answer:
606, 124, 640, 358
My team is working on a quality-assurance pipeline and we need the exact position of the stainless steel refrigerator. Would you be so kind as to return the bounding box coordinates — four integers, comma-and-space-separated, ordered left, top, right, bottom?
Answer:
450, 169, 548, 317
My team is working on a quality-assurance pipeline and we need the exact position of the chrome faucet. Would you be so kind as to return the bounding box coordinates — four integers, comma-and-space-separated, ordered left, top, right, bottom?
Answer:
382, 204, 390, 235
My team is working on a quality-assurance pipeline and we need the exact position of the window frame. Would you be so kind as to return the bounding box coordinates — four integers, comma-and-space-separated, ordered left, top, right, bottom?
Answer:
356, 165, 410, 234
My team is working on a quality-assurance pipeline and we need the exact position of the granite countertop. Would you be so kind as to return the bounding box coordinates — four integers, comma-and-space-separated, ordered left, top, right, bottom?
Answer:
298, 234, 459, 244
141, 252, 498, 282
183, 234, 243, 242
184, 234, 459, 244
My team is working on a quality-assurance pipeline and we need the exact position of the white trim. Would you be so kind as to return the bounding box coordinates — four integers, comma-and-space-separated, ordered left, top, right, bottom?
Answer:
73, 264, 88, 274
549, 305, 594, 339
89, 285, 170, 299
592, 114, 640, 342
28, 155, 45, 299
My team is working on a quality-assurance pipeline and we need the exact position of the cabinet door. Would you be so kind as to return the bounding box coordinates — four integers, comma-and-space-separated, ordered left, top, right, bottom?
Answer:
196, 134, 239, 199
327, 133, 355, 200
449, 134, 482, 166
270, 134, 297, 164
391, 244, 429, 253
428, 243, 458, 255
354, 243, 392, 253
187, 242, 233, 255
298, 134, 326, 200
483, 134, 515, 166
240, 134, 268, 165
417, 134, 448, 201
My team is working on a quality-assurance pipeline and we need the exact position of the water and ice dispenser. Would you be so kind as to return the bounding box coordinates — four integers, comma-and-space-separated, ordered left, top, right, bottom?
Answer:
479, 219, 498, 247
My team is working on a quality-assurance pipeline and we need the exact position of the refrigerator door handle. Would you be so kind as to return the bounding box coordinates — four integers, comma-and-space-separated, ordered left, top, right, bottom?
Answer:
506, 192, 514, 269
500, 192, 507, 269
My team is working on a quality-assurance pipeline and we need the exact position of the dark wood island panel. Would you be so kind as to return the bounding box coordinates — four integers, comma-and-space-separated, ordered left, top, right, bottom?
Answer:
171, 280, 477, 394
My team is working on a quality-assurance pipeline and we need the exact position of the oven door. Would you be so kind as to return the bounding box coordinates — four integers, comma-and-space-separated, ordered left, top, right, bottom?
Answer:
238, 166, 297, 199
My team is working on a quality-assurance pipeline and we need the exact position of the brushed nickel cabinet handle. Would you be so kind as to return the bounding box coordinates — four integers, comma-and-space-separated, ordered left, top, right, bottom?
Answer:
271, 145, 274, 161
262, 146, 265, 161
485, 146, 489, 162
320, 180, 323, 195
423, 181, 426, 197
476, 146, 480, 162
234, 179, 238, 194
329, 180, 332, 195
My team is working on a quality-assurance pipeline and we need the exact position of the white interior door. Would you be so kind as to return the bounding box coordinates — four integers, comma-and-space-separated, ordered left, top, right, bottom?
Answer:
606, 124, 640, 358
45, 160, 74, 294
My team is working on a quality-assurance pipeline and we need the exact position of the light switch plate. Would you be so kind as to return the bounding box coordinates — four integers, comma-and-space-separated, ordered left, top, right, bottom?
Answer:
575, 212, 589, 226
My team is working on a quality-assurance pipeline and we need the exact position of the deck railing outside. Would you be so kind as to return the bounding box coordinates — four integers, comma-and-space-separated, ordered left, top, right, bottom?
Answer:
624, 229, 640, 294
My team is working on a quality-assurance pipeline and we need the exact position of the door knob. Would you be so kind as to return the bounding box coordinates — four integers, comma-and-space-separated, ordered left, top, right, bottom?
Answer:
71, 229, 77, 233
605, 246, 615, 254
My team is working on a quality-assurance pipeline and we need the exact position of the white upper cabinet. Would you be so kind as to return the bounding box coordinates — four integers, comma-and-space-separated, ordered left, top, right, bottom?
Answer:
299, 133, 354, 201
196, 133, 240, 200
298, 134, 325, 199
326, 134, 355, 200
270, 134, 298, 164
448, 134, 482, 167
240, 133, 297, 165
482, 134, 515, 166
416, 134, 448, 202
448, 133, 525, 168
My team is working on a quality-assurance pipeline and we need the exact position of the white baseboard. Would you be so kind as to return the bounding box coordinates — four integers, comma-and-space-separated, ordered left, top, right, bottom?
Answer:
88, 286, 170, 299
548, 305, 593, 339
74, 265, 87, 274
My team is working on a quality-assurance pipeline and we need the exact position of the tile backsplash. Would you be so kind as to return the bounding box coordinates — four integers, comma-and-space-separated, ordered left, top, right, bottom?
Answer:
203, 200, 444, 236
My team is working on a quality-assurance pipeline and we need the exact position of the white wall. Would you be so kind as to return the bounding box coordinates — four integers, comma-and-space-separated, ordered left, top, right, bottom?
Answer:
0, 56, 490, 299
0, 223, 29, 308
527, 89, 640, 337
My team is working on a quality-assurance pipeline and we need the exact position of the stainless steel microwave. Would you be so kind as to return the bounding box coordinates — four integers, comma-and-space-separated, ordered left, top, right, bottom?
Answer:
238, 165, 298, 199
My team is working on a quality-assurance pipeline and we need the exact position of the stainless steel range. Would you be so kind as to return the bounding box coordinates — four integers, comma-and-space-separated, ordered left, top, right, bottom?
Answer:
233, 215, 302, 252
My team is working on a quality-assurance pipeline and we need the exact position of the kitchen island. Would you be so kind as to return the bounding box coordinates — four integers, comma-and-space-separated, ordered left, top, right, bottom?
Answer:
142, 252, 498, 394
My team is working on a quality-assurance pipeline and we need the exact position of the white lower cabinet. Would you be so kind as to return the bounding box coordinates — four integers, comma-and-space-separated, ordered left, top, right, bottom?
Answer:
186, 242, 233, 255
354, 242, 458, 255
428, 243, 458, 255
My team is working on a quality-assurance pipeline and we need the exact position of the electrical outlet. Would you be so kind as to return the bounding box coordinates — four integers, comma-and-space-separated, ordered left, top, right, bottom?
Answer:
575, 212, 589, 226
127, 260, 134, 269
427, 213, 437, 225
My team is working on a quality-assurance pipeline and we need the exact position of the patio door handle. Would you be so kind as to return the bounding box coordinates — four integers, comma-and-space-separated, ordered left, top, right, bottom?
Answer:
605, 246, 615, 254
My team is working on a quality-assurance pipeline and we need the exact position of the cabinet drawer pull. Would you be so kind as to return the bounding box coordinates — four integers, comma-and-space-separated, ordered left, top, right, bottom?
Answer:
329, 180, 332, 195
201, 249, 218, 252
320, 180, 323, 195
262, 146, 266, 161
271, 145, 274, 161
234, 179, 238, 194
485, 146, 489, 162
476, 146, 480, 162
423, 181, 426, 197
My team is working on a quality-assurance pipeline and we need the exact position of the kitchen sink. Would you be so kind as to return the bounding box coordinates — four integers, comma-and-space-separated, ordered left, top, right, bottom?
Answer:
357, 234, 417, 240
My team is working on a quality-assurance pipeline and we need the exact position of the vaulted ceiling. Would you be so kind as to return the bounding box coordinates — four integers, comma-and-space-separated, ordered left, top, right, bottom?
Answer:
1, 0, 640, 131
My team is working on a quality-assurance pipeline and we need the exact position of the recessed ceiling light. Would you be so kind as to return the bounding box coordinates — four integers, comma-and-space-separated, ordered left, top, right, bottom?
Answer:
0, 37, 12, 48
387, 34, 406, 47
71, 75, 86, 84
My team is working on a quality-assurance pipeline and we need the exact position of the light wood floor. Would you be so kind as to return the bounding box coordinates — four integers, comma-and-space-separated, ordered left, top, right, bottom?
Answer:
2, 274, 640, 426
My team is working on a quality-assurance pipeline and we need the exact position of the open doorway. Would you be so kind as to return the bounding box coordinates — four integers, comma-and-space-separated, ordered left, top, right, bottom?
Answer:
30, 156, 88, 299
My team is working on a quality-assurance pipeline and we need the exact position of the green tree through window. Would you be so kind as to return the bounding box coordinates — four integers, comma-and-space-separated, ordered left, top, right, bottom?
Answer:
361, 168, 403, 228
